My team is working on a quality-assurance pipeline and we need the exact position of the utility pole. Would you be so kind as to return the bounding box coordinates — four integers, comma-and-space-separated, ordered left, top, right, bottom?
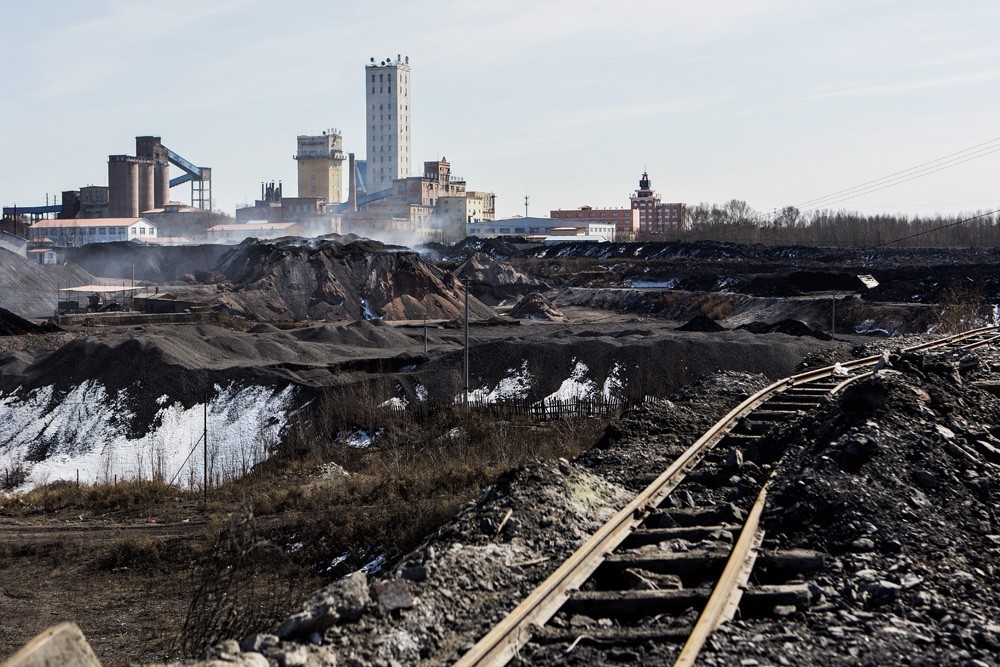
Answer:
202, 394, 208, 507
831, 294, 836, 338
463, 280, 470, 407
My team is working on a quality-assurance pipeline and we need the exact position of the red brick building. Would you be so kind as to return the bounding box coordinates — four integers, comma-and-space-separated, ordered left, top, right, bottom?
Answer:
550, 206, 639, 240
630, 171, 686, 234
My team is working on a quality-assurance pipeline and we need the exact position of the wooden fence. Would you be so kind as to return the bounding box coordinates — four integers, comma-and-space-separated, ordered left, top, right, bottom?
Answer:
385, 395, 652, 421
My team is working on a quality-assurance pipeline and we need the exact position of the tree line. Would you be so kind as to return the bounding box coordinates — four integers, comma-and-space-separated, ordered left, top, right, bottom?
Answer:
640, 200, 1000, 248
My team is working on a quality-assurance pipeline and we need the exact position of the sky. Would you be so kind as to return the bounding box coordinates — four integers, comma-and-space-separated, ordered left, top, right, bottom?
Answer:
2, 0, 999, 219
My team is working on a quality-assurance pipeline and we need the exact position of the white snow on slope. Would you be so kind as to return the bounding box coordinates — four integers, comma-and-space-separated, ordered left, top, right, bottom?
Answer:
466, 360, 532, 403
602, 362, 624, 399
544, 360, 597, 403
0, 382, 295, 492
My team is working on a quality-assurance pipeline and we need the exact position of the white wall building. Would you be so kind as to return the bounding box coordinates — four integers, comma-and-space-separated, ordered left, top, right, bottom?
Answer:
205, 221, 306, 243
28, 218, 157, 247
466, 216, 615, 242
365, 55, 411, 195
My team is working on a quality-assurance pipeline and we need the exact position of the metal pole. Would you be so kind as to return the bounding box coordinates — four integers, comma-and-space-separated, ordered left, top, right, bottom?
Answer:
464, 281, 469, 407
203, 394, 208, 505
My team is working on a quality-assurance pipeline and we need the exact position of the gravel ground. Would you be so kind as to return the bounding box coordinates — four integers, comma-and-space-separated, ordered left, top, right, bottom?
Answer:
165, 335, 1000, 667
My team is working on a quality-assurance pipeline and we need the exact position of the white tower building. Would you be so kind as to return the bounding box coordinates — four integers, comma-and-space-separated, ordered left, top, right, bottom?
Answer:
365, 55, 412, 195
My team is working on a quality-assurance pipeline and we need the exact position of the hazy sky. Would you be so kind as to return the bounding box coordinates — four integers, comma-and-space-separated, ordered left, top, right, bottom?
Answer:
3, 0, 998, 219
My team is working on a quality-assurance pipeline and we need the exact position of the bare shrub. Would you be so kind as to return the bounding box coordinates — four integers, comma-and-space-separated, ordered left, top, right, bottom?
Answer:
936, 284, 989, 333
180, 502, 298, 657
95, 534, 163, 572
2, 463, 28, 490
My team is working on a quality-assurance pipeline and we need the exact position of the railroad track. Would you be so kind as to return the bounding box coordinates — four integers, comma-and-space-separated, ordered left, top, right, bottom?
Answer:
455, 326, 1000, 666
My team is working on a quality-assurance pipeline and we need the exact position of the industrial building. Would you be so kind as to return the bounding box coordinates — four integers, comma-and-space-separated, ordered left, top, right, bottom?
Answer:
2, 135, 213, 226
550, 206, 639, 240
235, 182, 343, 236
109, 136, 212, 217
295, 130, 346, 203
467, 216, 614, 242
27, 218, 157, 247
365, 55, 411, 195
344, 157, 495, 242
629, 171, 686, 233
550, 172, 686, 238
205, 221, 306, 243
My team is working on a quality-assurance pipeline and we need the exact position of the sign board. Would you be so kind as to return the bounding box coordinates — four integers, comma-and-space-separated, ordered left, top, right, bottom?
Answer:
857, 274, 879, 289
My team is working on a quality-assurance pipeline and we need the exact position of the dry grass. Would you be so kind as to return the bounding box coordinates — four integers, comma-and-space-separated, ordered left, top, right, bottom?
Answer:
1, 388, 610, 659
936, 285, 990, 333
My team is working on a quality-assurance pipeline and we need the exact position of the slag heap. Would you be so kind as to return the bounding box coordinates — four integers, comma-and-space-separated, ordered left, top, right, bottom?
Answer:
213, 236, 495, 322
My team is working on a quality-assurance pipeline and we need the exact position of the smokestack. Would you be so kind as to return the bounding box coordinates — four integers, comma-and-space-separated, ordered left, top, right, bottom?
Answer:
348, 152, 357, 213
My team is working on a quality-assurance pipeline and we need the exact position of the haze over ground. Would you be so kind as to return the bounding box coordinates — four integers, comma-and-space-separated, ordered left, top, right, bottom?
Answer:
2, 0, 998, 219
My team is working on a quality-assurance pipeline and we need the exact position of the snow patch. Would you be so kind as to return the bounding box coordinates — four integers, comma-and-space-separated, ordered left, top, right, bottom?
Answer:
544, 360, 597, 403
624, 278, 679, 288
0, 383, 295, 492
465, 360, 532, 403
360, 298, 381, 320
602, 362, 624, 399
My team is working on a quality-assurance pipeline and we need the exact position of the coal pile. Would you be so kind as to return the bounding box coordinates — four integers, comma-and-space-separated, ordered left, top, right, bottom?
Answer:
676, 314, 726, 332
0, 248, 102, 319
737, 318, 833, 340
702, 348, 1000, 666
209, 237, 495, 322
453, 252, 548, 306
508, 292, 566, 322
0, 307, 57, 336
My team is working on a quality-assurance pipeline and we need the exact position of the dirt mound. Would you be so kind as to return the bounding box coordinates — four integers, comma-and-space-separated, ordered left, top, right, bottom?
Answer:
676, 314, 726, 332
65, 243, 230, 283
737, 318, 832, 340
210, 237, 495, 322
0, 307, 53, 336
0, 248, 103, 319
287, 321, 416, 348
508, 292, 566, 322
439, 236, 522, 261
454, 252, 548, 305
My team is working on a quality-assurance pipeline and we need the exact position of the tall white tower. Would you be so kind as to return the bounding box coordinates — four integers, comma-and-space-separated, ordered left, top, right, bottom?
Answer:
365, 55, 411, 195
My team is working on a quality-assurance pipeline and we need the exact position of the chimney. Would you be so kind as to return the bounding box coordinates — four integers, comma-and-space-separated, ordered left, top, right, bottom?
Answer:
348, 152, 357, 213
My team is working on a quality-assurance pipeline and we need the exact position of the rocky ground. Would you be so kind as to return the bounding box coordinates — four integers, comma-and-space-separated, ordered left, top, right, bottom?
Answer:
3, 237, 999, 665
166, 336, 1000, 667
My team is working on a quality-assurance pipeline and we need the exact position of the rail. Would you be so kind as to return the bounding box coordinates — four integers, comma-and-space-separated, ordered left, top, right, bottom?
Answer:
454, 325, 1000, 667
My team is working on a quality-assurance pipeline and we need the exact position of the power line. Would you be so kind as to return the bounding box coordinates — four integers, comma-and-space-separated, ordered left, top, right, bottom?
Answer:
866, 208, 1000, 250
796, 136, 1000, 209
806, 146, 1000, 210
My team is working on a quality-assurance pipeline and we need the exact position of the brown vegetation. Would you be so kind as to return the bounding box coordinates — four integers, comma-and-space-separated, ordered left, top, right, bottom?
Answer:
0, 388, 609, 662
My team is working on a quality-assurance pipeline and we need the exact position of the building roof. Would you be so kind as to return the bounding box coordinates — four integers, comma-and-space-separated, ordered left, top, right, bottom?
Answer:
544, 234, 608, 243
136, 236, 191, 244
59, 285, 143, 293
483, 216, 561, 226
30, 218, 149, 229
207, 222, 300, 232
142, 202, 200, 214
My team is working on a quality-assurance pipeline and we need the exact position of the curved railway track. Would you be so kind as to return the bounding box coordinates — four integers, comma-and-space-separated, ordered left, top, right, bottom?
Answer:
455, 326, 1000, 666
